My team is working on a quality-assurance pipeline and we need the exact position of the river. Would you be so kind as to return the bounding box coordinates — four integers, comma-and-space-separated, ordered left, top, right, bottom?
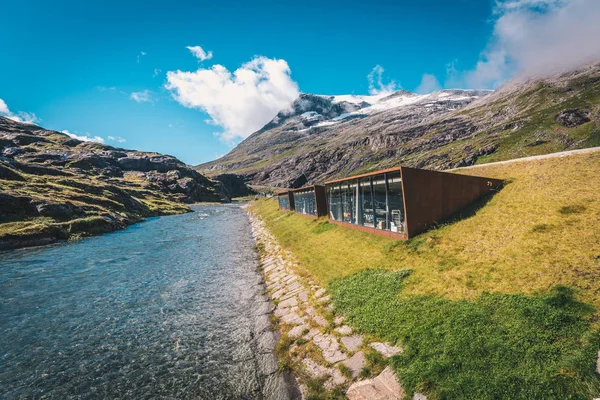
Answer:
0, 205, 291, 399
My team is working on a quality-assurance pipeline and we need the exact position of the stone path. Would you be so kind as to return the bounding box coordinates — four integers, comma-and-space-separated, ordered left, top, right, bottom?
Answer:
446, 145, 600, 171
249, 212, 428, 399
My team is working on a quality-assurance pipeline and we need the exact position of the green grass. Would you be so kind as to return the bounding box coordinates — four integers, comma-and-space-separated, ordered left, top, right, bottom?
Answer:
251, 151, 600, 308
250, 150, 600, 399
330, 269, 600, 400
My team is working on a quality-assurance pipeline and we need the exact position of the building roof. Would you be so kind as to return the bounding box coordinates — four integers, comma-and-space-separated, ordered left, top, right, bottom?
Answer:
324, 167, 402, 185
289, 184, 325, 192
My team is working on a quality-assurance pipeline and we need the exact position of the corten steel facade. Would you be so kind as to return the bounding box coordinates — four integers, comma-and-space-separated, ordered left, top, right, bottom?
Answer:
291, 185, 328, 218
277, 190, 295, 211
324, 167, 503, 239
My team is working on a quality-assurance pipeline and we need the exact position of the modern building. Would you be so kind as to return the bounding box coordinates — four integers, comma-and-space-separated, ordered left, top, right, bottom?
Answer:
324, 166, 503, 239
291, 185, 328, 217
276, 190, 295, 211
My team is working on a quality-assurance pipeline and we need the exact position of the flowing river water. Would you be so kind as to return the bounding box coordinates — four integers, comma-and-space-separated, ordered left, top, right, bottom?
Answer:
0, 205, 293, 399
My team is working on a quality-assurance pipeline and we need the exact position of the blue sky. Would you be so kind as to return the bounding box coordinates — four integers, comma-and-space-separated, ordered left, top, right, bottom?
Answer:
2, 0, 597, 165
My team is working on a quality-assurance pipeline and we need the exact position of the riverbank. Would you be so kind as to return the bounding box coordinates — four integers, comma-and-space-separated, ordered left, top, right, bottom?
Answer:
0, 116, 232, 252
248, 150, 600, 399
248, 210, 425, 399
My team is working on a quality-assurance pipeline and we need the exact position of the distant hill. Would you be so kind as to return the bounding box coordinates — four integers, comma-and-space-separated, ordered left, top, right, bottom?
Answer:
197, 62, 600, 188
0, 117, 230, 250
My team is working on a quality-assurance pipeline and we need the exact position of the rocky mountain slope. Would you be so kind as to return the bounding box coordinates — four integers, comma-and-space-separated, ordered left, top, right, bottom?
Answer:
198, 62, 600, 188
0, 116, 230, 250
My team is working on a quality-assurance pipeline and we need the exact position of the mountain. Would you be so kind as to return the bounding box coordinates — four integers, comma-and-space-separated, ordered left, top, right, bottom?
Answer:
197, 62, 600, 188
0, 116, 230, 250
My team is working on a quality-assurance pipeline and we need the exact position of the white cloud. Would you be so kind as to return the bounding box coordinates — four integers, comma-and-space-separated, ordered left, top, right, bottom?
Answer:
61, 130, 105, 143
108, 136, 126, 143
129, 90, 153, 103
0, 99, 9, 115
186, 45, 213, 61
367, 65, 397, 95
465, 0, 600, 88
0, 98, 39, 124
165, 56, 299, 142
97, 86, 117, 92
415, 73, 442, 94
153, 68, 162, 78
137, 51, 147, 63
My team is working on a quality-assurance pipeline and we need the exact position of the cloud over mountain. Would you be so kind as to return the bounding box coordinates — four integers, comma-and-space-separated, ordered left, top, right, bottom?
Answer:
0, 98, 38, 124
166, 55, 299, 142
466, 0, 600, 87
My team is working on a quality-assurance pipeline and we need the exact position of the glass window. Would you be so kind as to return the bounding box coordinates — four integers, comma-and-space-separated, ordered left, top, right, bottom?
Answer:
278, 194, 290, 210
386, 171, 405, 233
326, 170, 405, 234
372, 174, 387, 230
293, 189, 317, 216
327, 184, 343, 221
342, 181, 355, 224
359, 177, 374, 228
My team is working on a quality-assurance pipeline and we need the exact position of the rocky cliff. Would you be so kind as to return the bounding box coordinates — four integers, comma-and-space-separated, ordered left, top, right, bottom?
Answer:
0, 117, 230, 250
198, 62, 600, 188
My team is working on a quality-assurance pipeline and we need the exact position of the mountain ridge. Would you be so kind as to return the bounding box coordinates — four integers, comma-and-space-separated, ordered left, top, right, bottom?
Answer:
198, 62, 600, 188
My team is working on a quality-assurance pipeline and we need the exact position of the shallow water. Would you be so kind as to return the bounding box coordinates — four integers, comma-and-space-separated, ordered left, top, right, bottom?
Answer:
0, 205, 284, 399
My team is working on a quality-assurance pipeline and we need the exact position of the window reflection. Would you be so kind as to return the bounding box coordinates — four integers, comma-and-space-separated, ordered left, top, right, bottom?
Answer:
293, 189, 317, 216
326, 171, 405, 234
278, 194, 290, 210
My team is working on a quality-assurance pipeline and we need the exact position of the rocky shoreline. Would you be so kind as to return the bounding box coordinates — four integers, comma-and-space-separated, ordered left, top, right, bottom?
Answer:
248, 209, 426, 399
0, 116, 241, 251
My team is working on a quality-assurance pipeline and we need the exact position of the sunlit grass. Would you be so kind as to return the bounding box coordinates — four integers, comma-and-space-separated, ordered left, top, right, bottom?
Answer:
250, 151, 600, 399
250, 151, 600, 309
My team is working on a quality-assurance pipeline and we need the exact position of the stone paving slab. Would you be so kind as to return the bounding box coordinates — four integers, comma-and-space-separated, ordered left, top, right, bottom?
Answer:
370, 342, 403, 358
346, 367, 405, 400
288, 324, 308, 339
341, 335, 363, 353
336, 325, 352, 335
314, 333, 347, 364
313, 315, 329, 327
278, 296, 299, 309
274, 306, 298, 318
280, 312, 305, 325
343, 351, 366, 378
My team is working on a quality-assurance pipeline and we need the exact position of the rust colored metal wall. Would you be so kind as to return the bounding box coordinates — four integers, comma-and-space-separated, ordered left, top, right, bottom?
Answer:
314, 185, 328, 217
400, 167, 503, 237
288, 191, 295, 211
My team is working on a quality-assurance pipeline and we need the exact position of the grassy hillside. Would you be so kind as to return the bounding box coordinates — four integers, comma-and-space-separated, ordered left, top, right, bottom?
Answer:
0, 116, 228, 250
250, 150, 600, 399
201, 63, 600, 189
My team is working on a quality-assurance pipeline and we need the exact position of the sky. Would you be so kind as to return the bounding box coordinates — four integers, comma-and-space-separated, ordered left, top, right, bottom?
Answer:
2, 0, 600, 165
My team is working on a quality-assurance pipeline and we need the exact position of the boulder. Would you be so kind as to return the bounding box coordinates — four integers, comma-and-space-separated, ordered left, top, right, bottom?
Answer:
2, 146, 24, 157
6, 133, 51, 146
35, 202, 85, 220
67, 153, 113, 169
20, 152, 68, 165
555, 109, 591, 127
214, 173, 256, 198
0, 162, 24, 181
14, 161, 74, 176
116, 154, 183, 173
99, 166, 124, 177
0, 194, 36, 219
